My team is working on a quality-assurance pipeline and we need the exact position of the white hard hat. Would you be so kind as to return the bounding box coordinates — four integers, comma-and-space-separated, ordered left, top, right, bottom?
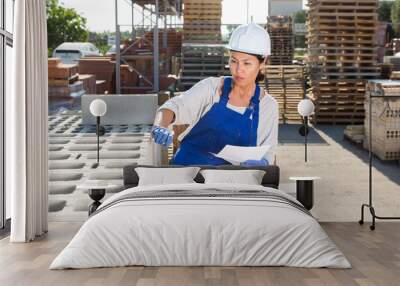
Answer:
227, 23, 271, 57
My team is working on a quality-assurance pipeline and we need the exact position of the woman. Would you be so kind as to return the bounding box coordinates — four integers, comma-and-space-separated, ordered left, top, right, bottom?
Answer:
152, 23, 278, 166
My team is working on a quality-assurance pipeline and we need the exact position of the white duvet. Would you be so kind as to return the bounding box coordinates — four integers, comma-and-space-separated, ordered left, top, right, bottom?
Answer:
50, 183, 351, 269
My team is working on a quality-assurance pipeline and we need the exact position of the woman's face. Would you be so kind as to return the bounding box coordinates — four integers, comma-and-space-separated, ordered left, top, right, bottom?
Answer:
229, 51, 263, 88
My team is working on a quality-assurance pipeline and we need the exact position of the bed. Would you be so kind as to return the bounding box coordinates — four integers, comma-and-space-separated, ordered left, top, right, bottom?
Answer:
50, 165, 350, 269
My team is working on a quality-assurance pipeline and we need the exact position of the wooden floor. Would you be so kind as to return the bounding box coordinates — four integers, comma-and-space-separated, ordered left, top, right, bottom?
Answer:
0, 222, 399, 286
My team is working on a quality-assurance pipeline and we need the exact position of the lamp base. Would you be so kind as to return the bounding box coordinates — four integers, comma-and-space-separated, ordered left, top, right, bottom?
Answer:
298, 125, 309, 136
296, 180, 314, 210
88, 188, 106, 215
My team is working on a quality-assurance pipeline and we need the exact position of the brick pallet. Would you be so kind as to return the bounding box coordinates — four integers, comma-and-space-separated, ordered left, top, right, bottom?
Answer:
183, 0, 222, 43
179, 44, 229, 90
265, 65, 305, 123
78, 74, 96, 94
267, 16, 294, 65
144, 29, 182, 56
48, 58, 85, 98
307, 0, 379, 124
363, 80, 400, 160
78, 57, 115, 94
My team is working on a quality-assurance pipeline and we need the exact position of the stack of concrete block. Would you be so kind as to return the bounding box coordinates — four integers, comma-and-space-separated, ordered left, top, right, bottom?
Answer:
364, 80, 400, 161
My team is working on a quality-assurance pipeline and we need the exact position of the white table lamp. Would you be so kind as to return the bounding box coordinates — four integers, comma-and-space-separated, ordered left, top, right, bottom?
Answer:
297, 99, 315, 162
90, 99, 107, 164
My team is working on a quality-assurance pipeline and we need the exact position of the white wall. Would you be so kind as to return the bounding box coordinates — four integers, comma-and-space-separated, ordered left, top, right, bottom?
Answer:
269, 0, 303, 17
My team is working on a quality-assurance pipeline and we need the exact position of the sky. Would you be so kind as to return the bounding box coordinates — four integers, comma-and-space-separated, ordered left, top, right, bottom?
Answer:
61, 0, 307, 32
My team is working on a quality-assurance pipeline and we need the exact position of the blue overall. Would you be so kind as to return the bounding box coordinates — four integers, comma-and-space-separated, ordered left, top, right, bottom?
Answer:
172, 77, 260, 165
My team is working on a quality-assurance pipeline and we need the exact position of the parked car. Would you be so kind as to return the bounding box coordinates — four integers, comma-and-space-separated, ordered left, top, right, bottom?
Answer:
105, 44, 125, 56
52, 42, 101, 64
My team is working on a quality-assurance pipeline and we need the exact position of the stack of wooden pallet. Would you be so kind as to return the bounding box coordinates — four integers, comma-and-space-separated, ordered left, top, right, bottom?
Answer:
267, 16, 294, 65
364, 80, 400, 160
307, 0, 379, 124
48, 58, 85, 98
183, 0, 222, 43
179, 43, 229, 90
265, 65, 305, 123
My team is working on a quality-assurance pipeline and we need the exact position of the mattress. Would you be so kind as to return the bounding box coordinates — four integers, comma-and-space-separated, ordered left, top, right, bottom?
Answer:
50, 183, 351, 269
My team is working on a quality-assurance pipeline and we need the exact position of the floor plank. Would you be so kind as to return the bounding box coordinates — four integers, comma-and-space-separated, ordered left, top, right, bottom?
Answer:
0, 222, 399, 286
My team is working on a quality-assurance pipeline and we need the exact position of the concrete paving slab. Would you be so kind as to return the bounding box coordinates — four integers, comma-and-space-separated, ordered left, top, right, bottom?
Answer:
47, 110, 156, 222
47, 114, 399, 224
278, 124, 400, 222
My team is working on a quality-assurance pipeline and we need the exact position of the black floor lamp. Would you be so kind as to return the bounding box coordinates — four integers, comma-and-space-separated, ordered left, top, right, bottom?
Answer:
359, 88, 400, 230
297, 99, 315, 162
89, 99, 107, 164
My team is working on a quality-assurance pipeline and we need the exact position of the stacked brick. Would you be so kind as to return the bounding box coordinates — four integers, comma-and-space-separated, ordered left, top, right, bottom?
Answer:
364, 80, 400, 161
48, 58, 84, 98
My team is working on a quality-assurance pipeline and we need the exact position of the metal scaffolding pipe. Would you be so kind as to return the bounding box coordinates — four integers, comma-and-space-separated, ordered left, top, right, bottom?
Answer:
115, 0, 121, 94
163, 5, 167, 48
131, 0, 136, 39
153, 0, 159, 92
142, 6, 144, 27
116, 25, 121, 94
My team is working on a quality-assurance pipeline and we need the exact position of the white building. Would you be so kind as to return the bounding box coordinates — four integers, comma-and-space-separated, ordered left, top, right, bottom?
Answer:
268, 0, 303, 16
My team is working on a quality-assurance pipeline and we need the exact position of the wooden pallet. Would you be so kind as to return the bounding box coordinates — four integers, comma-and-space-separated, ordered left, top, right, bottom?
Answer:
183, 0, 222, 43
264, 65, 305, 123
267, 16, 294, 66
179, 44, 228, 90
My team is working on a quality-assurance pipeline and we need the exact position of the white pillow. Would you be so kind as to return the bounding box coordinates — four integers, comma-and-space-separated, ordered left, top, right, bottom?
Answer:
200, 169, 266, 185
136, 167, 200, 186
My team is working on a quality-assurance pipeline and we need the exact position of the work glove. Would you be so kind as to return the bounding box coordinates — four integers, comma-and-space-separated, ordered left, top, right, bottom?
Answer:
240, 158, 269, 167
151, 126, 173, 147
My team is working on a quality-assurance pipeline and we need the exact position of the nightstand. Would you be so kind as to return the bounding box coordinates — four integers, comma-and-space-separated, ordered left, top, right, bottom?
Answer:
80, 180, 114, 215
289, 177, 320, 210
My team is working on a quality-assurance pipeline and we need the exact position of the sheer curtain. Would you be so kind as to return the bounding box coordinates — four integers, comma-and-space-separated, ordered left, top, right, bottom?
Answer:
7, 0, 48, 242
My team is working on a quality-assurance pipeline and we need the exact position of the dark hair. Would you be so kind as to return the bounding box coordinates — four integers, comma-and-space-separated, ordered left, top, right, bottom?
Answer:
254, 54, 266, 83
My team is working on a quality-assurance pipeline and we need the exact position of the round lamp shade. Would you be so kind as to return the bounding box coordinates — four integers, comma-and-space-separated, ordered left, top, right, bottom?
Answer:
297, 99, 315, 117
90, 99, 107, 117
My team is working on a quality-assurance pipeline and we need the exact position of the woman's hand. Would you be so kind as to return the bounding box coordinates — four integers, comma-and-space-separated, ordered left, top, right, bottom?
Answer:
151, 126, 173, 147
240, 158, 269, 167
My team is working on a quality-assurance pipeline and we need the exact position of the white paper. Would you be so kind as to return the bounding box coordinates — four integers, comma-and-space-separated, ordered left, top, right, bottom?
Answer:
212, 145, 271, 165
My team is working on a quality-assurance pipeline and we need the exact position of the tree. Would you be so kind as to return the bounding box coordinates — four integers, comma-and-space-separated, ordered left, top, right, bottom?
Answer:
379, 1, 394, 22
292, 10, 307, 49
47, 0, 89, 55
293, 10, 307, 24
392, 0, 400, 28
89, 31, 109, 55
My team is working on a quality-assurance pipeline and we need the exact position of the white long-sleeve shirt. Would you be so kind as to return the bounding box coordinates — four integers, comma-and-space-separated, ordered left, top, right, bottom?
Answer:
158, 76, 279, 163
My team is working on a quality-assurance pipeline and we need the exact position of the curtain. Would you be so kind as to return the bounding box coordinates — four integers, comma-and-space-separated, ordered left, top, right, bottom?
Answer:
7, 0, 48, 242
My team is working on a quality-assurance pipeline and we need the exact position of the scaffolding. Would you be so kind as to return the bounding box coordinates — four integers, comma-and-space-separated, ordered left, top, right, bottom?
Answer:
114, 0, 182, 93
